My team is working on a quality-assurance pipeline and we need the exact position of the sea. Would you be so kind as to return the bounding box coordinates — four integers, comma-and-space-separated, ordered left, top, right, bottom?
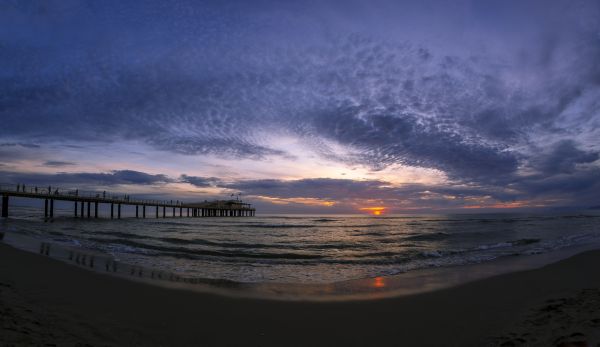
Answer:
2, 205, 600, 284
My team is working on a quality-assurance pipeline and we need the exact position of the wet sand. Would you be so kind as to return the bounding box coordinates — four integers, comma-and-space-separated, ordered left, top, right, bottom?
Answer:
2, 242, 600, 346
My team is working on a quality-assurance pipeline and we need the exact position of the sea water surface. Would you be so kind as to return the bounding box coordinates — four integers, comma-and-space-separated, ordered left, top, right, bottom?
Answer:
2, 206, 600, 284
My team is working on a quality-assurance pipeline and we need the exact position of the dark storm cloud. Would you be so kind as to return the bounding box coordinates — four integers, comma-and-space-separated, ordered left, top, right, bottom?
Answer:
507, 141, 600, 205
512, 167, 600, 207
0, 170, 172, 187
529, 140, 599, 175
1, 0, 599, 209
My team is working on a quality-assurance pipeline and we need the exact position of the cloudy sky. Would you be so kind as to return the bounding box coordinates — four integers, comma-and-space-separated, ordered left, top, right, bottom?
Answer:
1, 0, 599, 213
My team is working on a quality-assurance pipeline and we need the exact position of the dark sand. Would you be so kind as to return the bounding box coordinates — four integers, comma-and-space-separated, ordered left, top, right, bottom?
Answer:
2, 243, 600, 347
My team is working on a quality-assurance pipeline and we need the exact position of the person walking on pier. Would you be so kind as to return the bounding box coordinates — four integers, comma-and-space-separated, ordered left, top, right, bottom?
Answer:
48, 186, 51, 194
34, 187, 38, 194
22, 184, 26, 192
16, 184, 20, 192
103, 191, 106, 199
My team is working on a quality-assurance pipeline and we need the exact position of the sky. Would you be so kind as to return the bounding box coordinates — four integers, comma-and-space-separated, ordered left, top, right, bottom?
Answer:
1, 0, 600, 214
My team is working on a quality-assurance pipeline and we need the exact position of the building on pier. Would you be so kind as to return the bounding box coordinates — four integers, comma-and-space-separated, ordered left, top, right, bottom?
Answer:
183, 200, 255, 217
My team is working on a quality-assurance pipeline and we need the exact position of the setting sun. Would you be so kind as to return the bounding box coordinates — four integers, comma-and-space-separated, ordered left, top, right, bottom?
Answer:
360, 207, 386, 216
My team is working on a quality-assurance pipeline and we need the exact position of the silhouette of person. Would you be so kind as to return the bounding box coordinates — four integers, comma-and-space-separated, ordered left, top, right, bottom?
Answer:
48, 186, 51, 194
16, 184, 20, 192
103, 191, 106, 199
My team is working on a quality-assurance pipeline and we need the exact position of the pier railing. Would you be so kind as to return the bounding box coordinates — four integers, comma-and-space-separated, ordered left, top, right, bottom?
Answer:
0, 183, 255, 219
0, 183, 184, 206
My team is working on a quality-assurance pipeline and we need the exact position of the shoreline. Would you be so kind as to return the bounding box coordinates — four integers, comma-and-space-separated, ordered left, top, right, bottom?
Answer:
3, 241, 600, 345
3, 229, 600, 301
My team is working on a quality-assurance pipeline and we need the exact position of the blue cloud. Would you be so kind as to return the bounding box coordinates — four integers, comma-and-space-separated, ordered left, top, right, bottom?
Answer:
0, 170, 172, 187
42, 161, 76, 167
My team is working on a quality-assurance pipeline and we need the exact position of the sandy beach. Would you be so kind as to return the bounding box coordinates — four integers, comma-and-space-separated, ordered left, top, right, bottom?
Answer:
1, 242, 600, 346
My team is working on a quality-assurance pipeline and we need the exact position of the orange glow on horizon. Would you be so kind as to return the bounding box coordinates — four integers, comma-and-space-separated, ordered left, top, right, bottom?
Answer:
254, 195, 336, 207
360, 206, 386, 216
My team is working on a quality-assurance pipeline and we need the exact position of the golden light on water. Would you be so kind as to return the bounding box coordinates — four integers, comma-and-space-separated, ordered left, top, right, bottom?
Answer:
360, 207, 386, 216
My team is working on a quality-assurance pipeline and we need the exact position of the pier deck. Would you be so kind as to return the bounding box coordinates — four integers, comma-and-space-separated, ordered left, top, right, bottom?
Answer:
0, 184, 255, 220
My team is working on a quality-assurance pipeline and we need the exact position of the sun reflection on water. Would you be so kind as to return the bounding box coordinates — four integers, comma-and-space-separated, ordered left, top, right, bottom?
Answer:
373, 276, 385, 288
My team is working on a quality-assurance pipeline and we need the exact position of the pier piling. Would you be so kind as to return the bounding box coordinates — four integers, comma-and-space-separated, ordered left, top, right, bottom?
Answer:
1, 195, 8, 218
0, 184, 255, 220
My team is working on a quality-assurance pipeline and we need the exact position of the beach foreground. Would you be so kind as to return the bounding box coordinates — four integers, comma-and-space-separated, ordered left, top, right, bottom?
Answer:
2, 243, 600, 346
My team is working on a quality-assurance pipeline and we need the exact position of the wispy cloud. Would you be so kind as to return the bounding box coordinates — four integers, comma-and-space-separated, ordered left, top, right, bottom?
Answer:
42, 160, 76, 167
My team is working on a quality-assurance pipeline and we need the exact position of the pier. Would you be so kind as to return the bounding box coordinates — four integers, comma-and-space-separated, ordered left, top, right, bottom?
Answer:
0, 184, 255, 220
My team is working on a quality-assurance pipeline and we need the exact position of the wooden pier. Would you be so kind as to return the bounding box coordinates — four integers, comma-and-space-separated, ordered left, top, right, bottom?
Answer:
0, 184, 255, 220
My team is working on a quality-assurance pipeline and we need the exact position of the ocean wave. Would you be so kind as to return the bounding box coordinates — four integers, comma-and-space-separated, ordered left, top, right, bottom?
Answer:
404, 232, 450, 241
560, 215, 600, 219
233, 224, 317, 229
352, 231, 388, 237
477, 238, 540, 250
151, 236, 369, 251
88, 238, 324, 260
83, 231, 155, 240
